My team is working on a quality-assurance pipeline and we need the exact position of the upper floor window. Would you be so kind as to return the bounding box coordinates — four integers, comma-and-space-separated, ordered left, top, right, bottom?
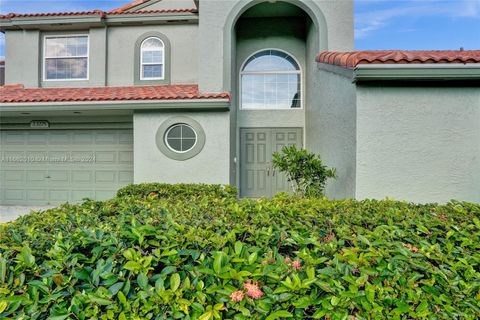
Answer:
140, 37, 165, 80
241, 49, 301, 109
44, 35, 88, 81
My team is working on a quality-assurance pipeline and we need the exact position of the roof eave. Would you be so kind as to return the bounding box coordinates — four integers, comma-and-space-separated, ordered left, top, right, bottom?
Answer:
0, 12, 198, 31
353, 64, 480, 82
0, 99, 230, 112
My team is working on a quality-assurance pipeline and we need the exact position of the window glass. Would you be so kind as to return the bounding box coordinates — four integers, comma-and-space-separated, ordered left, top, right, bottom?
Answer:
44, 36, 88, 80
241, 50, 301, 109
165, 124, 197, 153
141, 37, 165, 80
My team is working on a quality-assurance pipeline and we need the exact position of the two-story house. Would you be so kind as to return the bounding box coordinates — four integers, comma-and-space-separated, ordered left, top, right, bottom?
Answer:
0, 0, 479, 208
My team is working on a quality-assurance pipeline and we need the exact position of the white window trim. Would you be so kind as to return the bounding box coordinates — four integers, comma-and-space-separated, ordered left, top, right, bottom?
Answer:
239, 48, 304, 110
140, 37, 165, 81
164, 123, 198, 154
43, 34, 89, 82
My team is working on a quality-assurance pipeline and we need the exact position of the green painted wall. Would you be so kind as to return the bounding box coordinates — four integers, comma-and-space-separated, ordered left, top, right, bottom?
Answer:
5, 30, 40, 88
198, 0, 354, 93
305, 67, 357, 199
356, 85, 480, 203
107, 24, 198, 86
133, 111, 231, 184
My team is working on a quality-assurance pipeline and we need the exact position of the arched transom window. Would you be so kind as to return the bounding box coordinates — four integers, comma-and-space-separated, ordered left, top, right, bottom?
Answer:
140, 37, 165, 80
241, 49, 301, 109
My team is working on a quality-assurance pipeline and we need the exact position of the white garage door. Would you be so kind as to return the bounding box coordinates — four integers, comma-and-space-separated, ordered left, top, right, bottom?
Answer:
0, 129, 134, 205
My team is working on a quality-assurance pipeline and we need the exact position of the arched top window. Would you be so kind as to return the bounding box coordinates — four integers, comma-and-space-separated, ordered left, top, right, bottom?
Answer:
140, 37, 165, 80
241, 49, 301, 109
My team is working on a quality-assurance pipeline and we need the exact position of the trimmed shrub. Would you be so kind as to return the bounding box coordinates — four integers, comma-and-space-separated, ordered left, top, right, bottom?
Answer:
0, 184, 479, 319
116, 183, 238, 199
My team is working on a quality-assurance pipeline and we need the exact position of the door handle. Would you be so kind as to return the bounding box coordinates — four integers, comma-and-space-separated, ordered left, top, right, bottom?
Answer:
272, 169, 275, 177
267, 166, 270, 176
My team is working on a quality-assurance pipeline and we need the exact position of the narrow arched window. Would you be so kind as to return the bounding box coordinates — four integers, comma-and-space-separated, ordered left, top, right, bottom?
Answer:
241, 49, 301, 109
140, 37, 164, 80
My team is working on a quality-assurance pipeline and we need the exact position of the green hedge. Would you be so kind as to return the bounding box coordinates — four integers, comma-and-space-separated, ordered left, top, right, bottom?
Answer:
0, 184, 479, 319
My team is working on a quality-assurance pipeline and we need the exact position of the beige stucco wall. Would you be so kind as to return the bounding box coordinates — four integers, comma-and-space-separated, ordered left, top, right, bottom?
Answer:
356, 85, 480, 203
133, 111, 231, 184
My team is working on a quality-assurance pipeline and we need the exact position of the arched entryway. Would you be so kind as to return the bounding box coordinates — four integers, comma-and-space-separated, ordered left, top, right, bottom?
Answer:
226, 1, 325, 197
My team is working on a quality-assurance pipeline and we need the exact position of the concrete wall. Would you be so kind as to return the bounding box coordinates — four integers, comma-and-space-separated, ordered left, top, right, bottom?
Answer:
134, 111, 231, 184
356, 85, 480, 203
3, 23, 198, 88
305, 66, 357, 199
198, 0, 354, 93
5, 30, 40, 88
107, 24, 198, 86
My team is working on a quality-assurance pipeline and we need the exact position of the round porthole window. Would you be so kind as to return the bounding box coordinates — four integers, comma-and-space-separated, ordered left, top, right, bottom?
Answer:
156, 117, 206, 161
164, 123, 197, 153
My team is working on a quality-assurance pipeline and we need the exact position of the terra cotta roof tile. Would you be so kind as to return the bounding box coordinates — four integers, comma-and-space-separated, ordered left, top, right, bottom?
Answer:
0, 84, 230, 104
316, 50, 480, 69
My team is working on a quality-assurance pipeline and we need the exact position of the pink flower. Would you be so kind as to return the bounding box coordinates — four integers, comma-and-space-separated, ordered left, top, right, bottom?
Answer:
243, 280, 264, 299
230, 290, 244, 302
291, 259, 301, 270
284, 257, 291, 264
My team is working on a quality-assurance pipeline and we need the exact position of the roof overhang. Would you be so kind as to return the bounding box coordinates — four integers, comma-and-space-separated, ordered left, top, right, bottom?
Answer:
0, 99, 230, 115
318, 63, 480, 83
353, 64, 480, 82
0, 12, 198, 31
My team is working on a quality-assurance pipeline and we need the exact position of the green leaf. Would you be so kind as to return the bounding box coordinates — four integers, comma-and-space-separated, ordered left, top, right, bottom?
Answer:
170, 273, 181, 292
331, 296, 340, 306
137, 273, 148, 289
266, 310, 293, 320
234, 241, 243, 256
213, 252, 224, 274
123, 261, 141, 271
0, 301, 8, 313
20, 246, 35, 267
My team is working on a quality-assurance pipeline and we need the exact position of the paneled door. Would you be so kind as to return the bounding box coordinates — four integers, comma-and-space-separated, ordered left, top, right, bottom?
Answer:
240, 128, 302, 198
0, 129, 134, 205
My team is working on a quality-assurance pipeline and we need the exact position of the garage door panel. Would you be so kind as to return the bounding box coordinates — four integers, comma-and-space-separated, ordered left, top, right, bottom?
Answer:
49, 170, 69, 182
1, 129, 133, 205
95, 151, 116, 163
26, 170, 48, 182
72, 190, 95, 202
73, 132, 94, 144
95, 132, 118, 144
5, 170, 24, 182
119, 171, 134, 183
119, 151, 133, 164
95, 171, 117, 183
49, 132, 71, 144
27, 189, 48, 201
119, 132, 133, 144
4, 189, 24, 201
27, 133, 48, 145
72, 170, 94, 183
95, 190, 116, 200
49, 190, 70, 202
2, 132, 25, 145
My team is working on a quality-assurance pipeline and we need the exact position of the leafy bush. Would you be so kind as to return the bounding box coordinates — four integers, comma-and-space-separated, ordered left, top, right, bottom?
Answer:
272, 146, 336, 197
0, 184, 479, 319
116, 183, 237, 199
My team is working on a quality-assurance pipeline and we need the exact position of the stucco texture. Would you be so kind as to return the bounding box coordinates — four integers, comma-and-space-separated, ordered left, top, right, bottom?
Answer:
108, 24, 198, 86
198, 0, 354, 92
356, 85, 480, 203
305, 68, 357, 199
134, 111, 231, 184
